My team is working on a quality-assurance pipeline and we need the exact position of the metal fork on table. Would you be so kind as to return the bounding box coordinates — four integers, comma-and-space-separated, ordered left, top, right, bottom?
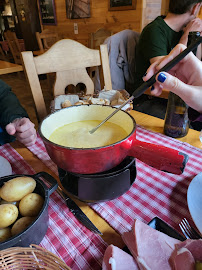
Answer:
179, 218, 202, 239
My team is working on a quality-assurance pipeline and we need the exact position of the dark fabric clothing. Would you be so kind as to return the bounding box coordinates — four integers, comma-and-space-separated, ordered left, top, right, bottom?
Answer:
188, 107, 202, 122
188, 107, 202, 131
134, 16, 183, 90
0, 79, 28, 144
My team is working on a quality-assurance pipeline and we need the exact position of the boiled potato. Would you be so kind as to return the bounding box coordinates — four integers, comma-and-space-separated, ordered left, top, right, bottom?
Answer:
11, 216, 35, 236
0, 204, 18, 228
19, 193, 44, 217
0, 227, 11, 242
0, 177, 36, 202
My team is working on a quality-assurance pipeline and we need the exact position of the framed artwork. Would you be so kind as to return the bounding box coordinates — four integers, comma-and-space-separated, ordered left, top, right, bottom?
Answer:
38, 0, 57, 25
66, 0, 90, 19
108, 0, 136, 11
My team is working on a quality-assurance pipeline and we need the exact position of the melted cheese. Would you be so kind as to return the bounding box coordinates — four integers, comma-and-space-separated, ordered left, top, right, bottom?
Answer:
49, 120, 128, 148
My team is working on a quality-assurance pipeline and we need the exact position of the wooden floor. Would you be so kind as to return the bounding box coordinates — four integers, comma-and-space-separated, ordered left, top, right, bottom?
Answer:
0, 72, 53, 129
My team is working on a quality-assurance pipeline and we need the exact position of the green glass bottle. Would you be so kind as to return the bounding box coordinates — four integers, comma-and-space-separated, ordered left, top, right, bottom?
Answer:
164, 31, 200, 138
164, 92, 189, 138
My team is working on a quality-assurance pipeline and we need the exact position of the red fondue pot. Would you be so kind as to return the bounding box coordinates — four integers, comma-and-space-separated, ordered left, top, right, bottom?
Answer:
39, 105, 188, 175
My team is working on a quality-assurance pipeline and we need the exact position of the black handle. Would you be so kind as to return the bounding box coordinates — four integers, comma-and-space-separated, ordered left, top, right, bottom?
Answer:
34, 172, 58, 196
132, 36, 202, 98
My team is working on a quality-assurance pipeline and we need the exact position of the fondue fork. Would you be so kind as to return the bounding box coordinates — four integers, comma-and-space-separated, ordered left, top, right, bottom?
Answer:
89, 36, 202, 134
57, 186, 102, 235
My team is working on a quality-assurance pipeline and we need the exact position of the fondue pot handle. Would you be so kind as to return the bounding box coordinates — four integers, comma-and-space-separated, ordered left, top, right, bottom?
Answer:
129, 140, 189, 174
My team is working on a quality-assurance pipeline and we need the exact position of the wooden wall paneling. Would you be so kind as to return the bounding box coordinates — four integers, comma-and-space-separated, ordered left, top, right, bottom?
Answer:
43, 0, 143, 46
161, 0, 169, 15
198, 6, 202, 19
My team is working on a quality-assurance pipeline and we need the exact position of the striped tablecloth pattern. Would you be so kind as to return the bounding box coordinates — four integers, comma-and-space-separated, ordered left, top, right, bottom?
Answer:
27, 126, 202, 237
0, 143, 107, 270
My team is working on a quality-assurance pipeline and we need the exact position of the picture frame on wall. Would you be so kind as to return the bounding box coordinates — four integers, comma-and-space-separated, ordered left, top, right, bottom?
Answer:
66, 0, 90, 19
38, 0, 57, 25
108, 0, 136, 11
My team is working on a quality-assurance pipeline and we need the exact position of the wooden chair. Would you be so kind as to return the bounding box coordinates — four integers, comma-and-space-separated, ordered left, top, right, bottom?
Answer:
0, 45, 6, 60
36, 30, 59, 51
90, 28, 113, 49
21, 39, 112, 122
89, 28, 113, 90
4, 30, 23, 64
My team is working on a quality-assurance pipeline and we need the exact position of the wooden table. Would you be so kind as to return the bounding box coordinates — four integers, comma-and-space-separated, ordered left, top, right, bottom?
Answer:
10, 110, 202, 249
0, 60, 23, 75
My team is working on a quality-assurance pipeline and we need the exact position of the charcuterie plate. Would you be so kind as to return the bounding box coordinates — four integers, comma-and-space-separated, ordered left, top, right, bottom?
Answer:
123, 217, 185, 254
148, 217, 185, 241
187, 172, 202, 235
0, 156, 12, 177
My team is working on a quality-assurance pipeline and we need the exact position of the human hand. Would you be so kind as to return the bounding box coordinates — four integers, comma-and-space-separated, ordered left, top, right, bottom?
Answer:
183, 18, 202, 35
6, 118, 37, 146
143, 44, 202, 113
180, 18, 202, 45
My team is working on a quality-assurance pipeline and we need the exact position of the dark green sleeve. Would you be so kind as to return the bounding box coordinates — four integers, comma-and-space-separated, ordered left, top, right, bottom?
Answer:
0, 80, 28, 128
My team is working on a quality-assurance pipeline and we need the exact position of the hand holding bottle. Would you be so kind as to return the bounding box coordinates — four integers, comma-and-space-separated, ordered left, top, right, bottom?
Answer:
144, 44, 202, 113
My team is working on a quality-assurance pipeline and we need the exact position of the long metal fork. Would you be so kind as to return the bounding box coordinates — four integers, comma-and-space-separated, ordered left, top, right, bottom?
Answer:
179, 218, 202, 239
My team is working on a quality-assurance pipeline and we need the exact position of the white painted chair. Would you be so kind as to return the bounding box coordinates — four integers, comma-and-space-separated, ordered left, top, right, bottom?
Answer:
21, 39, 112, 122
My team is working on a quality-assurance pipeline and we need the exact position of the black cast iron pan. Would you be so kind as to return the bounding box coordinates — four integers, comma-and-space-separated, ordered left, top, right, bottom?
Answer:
0, 172, 58, 250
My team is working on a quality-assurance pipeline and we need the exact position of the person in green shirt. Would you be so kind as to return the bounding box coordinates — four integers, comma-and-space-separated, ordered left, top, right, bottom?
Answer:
134, 0, 202, 91
0, 80, 36, 146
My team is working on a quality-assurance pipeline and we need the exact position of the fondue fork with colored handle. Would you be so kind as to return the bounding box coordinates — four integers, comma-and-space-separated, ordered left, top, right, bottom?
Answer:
90, 36, 202, 134
57, 186, 102, 235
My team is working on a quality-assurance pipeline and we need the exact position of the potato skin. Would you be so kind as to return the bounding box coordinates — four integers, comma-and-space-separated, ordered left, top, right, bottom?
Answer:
0, 204, 19, 228
0, 177, 36, 202
0, 227, 11, 242
19, 193, 44, 217
11, 216, 35, 236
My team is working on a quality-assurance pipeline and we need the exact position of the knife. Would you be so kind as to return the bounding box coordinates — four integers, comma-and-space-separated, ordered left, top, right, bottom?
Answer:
57, 187, 102, 235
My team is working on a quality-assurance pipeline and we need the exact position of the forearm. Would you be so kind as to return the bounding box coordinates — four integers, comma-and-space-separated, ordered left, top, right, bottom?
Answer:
178, 31, 189, 45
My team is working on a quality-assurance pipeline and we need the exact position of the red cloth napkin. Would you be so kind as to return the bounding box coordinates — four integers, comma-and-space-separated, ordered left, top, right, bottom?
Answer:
27, 126, 202, 237
0, 143, 107, 270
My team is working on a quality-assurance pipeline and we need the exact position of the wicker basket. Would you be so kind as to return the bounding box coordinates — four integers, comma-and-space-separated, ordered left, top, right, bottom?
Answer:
0, 244, 71, 270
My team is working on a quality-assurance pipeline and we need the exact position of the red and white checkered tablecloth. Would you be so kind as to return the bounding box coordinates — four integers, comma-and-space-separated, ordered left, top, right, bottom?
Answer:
0, 143, 107, 270
27, 126, 202, 237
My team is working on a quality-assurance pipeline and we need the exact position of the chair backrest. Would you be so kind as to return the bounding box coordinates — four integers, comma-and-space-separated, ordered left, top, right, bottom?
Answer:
36, 30, 59, 50
21, 39, 112, 122
4, 30, 22, 64
90, 28, 113, 49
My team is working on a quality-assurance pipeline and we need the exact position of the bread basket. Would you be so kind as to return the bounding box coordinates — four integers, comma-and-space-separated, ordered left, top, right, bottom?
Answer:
0, 244, 71, 269
51, 89, 133, 113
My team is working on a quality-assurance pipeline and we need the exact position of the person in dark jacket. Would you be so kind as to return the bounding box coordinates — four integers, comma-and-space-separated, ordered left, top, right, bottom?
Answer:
0, 80, 36, 146
144, 44, 202, 122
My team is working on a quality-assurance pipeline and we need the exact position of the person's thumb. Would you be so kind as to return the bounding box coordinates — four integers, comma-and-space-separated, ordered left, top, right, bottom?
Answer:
156, 72, 187, 96
6, 123, 16, 135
